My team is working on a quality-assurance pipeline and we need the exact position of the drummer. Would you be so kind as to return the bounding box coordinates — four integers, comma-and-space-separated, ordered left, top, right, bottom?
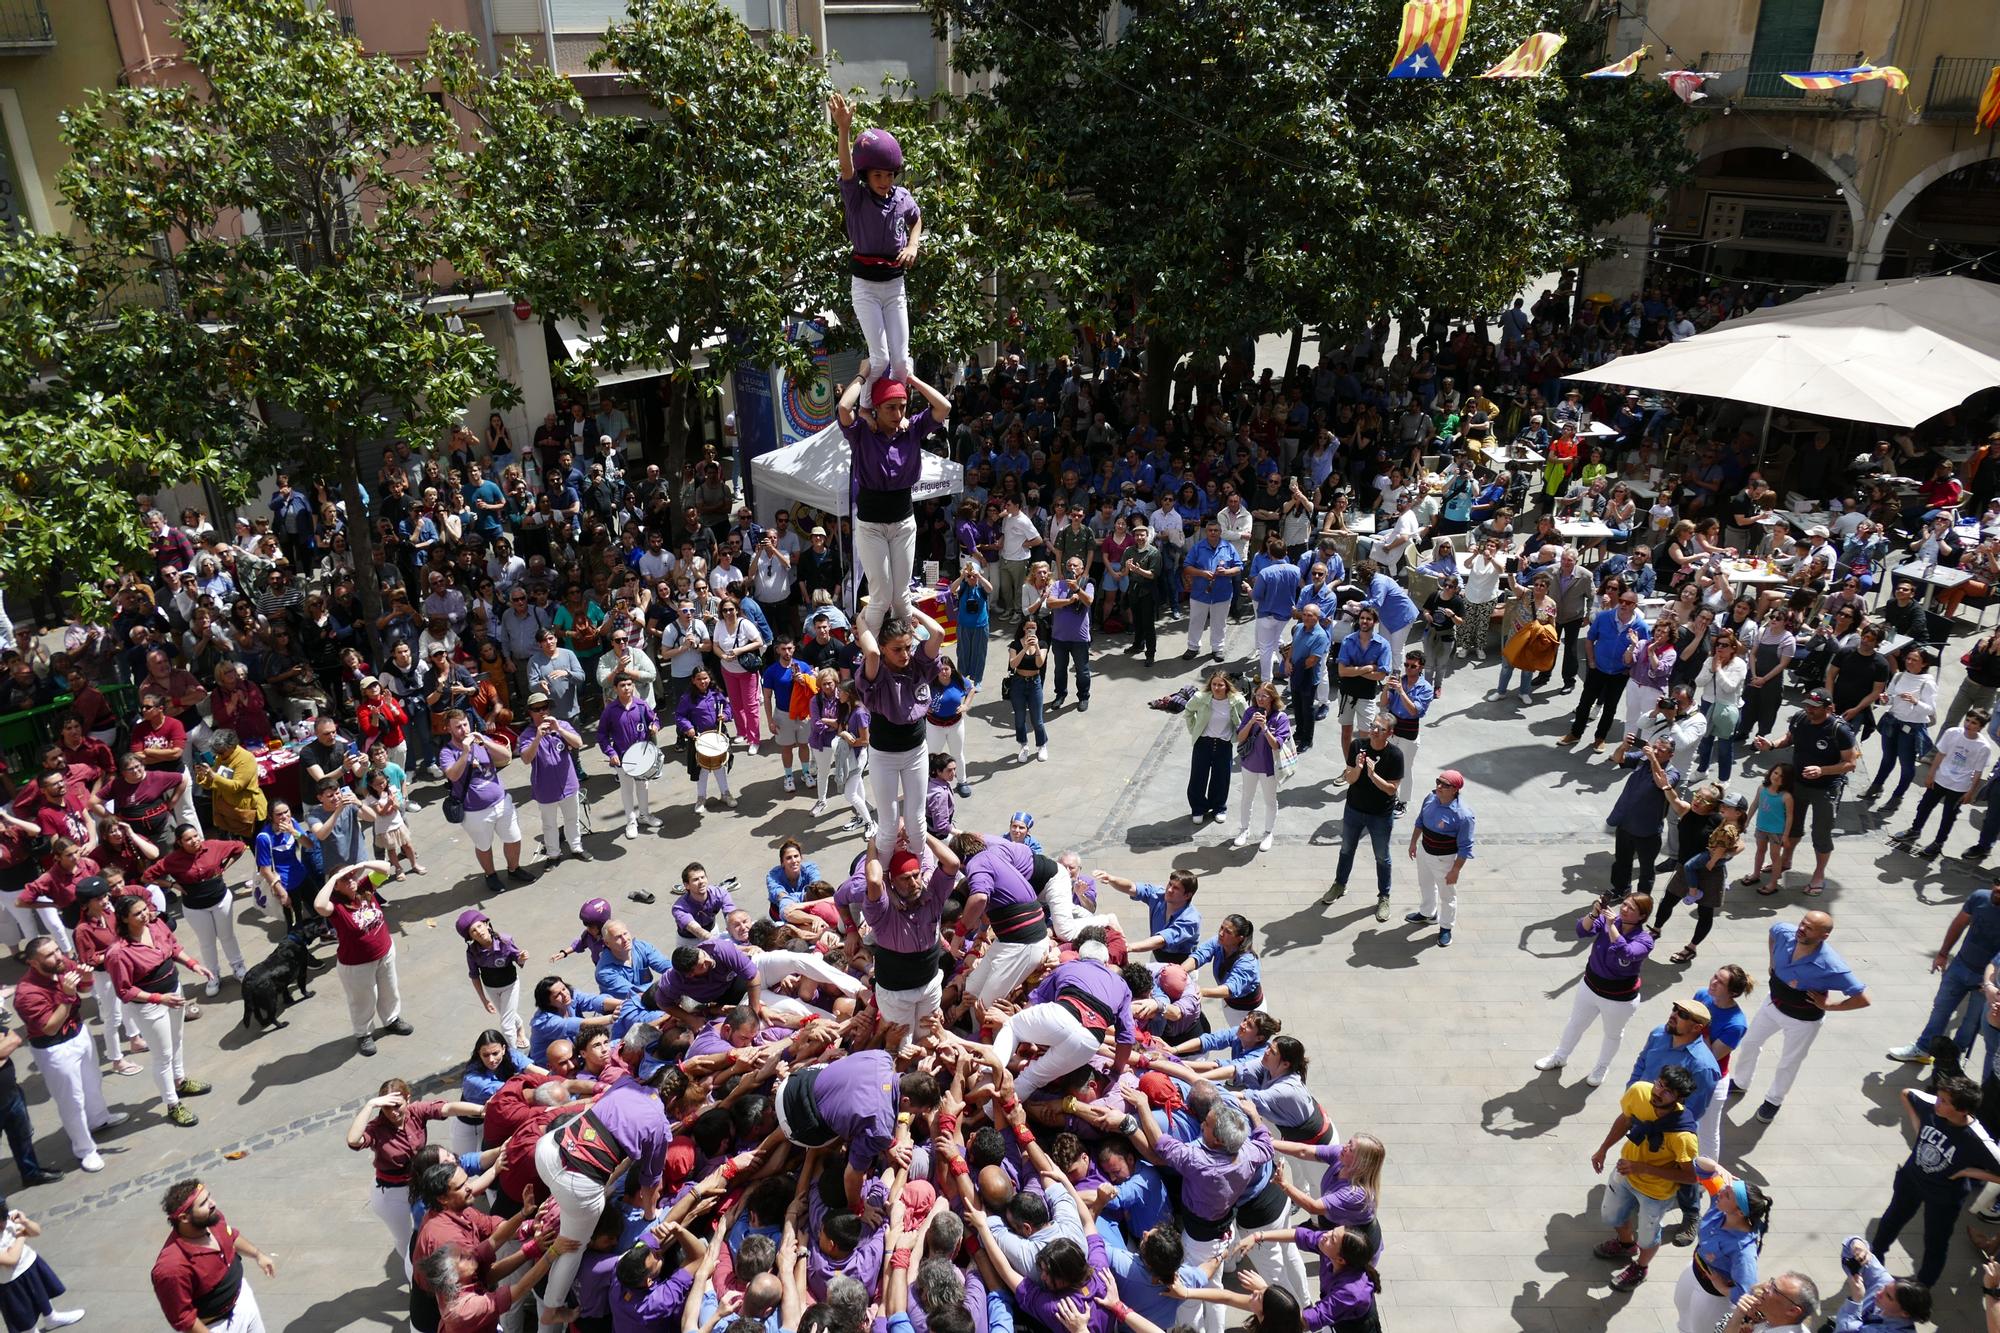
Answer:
598, 675, 662, 841
673, 667, 737, 812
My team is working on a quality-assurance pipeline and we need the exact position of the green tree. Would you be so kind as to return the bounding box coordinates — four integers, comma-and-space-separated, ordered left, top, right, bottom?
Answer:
929, 0, 1691, 414
9, 0, 510, 642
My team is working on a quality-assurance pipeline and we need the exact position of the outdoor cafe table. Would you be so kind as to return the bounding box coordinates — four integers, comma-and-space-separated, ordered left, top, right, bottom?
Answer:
1891, 561, 1973, 609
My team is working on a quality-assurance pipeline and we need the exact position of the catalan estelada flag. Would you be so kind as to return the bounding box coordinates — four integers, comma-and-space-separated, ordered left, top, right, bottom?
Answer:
1387, 0, 1470, 79
1584, 46, 1648, 79
1779, 63, 1909, 93
1976, 64, 2000, 133
1478, 31, 1566, 79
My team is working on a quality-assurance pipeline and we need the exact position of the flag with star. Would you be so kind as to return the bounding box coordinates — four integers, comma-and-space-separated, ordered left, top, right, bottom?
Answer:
1478, 32, 1566, 79
1584, 46, 1649, 79
1779, 63, 1909, 93
1387, 0, 1470, 79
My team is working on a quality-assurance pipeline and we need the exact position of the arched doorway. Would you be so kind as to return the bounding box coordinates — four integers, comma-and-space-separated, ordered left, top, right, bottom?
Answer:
1875, 158, 2000, 282
1652, 146, 1856, 292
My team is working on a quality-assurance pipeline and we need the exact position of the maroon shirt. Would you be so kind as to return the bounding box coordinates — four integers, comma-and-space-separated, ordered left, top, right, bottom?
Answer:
356, 1100, 445, 1183
151, 1212, 245, 1333
12, 966, 90, 1045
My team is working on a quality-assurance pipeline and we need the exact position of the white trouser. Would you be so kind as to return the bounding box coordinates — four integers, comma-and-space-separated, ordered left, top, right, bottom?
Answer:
1389, 732, 1421, 804
876, 972, 944, 1040
967, 937, 1050, 1006
1254, 616, 1287, 681
184, 899, 247, 978
1415, 847, 1459, 928
851, 273, 911, 386
1548, 987, 1640, 1080
856, 515, 919, 635
338, 949, 402, 1039
995, 1003, 1102, 1100
1725, 1001, 1823, 1109
132, 998, 188, 1108
172, 767, 200, 833
927, 720, 967, 784
537, 792, 582, 855
486, 977, 524, 1048
617, 774, 653, 830
94, 969, 141, 1062
1041, 867, 1117, 944
1236, 769, 1278, 837
817, 739, 871, 823
1187, 601, 1228, 654
694, 765, 734, 803
450, 1116, 483, 1156
368, 1179, 415, 1281
1242, 1218, 1311, 1307
212, 1281, 265, 1333
1384, 623, 1412, 662
1181, 1232, 1229, 1333
1673, 1261, 1732, 1333
536, 1131, 607, 1316
868, 743, 928, 858
27, 1028, 107, 1160
1626, 683, 1663, 735
5, 904, 70, 954
755, 948, 868, 999
1697, 1090, 1724, 1161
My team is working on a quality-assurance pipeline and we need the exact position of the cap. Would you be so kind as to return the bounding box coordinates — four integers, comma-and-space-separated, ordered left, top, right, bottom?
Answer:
1808, 525, 1829, 537
1671, 998, 1712, 1024
810, 526, 827, 537
427, 645, 449, 658
525, 691, 551, 708
1803, 688, 1832, 707
1437, 769, 1466, 790
359, 675, 381, 690
888, 849, 922, 878
870, 378, 909, 407
1722, 791, 1750, 811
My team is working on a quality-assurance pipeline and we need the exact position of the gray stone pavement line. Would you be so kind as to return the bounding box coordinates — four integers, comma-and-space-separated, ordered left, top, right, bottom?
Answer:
33, 1070, 455, 1225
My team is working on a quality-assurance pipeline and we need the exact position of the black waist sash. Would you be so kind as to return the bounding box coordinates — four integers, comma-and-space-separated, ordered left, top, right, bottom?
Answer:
1769, 972, 1825, 1023
192, 1250, 246, 1324
780, 1066, 837, 1147
875, 944, 939, 992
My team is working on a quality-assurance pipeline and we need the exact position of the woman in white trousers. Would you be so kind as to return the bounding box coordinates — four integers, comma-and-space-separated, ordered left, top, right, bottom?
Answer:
1668, 1163, 1768, 1333
102, 894, 210, 1128
1231, 683, 1290, 852
1533, 895, 1657, 1085
346, 1082, 481, 1281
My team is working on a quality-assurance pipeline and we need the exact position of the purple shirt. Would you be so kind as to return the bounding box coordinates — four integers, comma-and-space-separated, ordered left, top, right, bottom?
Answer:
808, 1047, 901, 1169
1014, 1233, 1113, 1333
516, 725, 580, 803
653, 938, 755, 1009
1154, 1121, 1274, 1221
811, 696, 867, 750
674, 688, 727, 735
925, 778, 954, 838
1239, 709, 1292, 777
608, 1263, 695, 1333
1299, 1260, 1377, 1331
672, 885, 738, 936
838, 175, 920, 261
833, 869, 870, 932
583, 1076, 671, 1190
463, 925, 525, 982
805, 1181, 888, 1299
597, 699, 658, 763
858, 644, 939, 737
1578, 913, 1655, 987
1051, 579, 1094, 643
686, 1019, 792, 1060
1027, 959, 1136, 1046
437, 739, 506, 811
842, 407, 935, 494
860, 851, 954, 954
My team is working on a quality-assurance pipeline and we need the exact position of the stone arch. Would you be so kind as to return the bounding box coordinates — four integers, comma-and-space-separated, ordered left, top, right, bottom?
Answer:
1686, 128, 1865, 235
1857, 143, 2000, 279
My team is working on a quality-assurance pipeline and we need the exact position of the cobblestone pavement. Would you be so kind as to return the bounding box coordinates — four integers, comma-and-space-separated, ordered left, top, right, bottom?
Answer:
29, 612, 1989, 1332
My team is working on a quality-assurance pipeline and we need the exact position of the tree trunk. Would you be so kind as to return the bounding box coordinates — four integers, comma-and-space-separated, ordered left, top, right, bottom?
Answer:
1144, 333, 1178, 425
663, 378, 689, 477
337, 434, 386, 667
1285, 325, 1305, 379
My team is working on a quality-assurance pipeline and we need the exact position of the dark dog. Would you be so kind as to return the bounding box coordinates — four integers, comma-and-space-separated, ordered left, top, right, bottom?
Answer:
239, 934, 317, 1031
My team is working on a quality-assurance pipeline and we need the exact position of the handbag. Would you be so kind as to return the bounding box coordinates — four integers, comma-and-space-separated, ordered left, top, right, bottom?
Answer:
1274, 735, 1300, 783
736, 649, 766, 675
1708, 699, 1740, 739
441, 756, 470, 825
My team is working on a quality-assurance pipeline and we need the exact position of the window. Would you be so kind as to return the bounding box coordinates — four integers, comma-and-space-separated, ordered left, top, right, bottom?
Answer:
1747, 0, 1826, 99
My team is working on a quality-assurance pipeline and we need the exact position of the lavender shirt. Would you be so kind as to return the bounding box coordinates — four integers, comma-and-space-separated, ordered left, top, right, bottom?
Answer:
672, 885, 738, 937
1027, 959, 1136, 1046
1578, 913, 1655, 988
860, 851, 955, 954
838, 176, 920, 263
608, 1263, 695, 1333
1239, 709, 1292, 777
858, 643, 940, 745
842, 407, 935, 494
585, 1076, 671, 1188
809, 1048, 901, 1169
597, 698, 658, 763
438, 739, 506, 811
516, 725, 580, 803
1014, 1232, 1114, 1333
1051, 579, 1094, 643
653, 938, 755, 1008
1155, 1121, 1274, 1220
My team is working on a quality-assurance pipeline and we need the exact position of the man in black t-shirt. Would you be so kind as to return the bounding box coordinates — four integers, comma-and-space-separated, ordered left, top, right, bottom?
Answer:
1323, 711, 1406, 918
1754, 690, 1860, 892
1825, 624, 1892, 737
1725, 477, 1773, 551
0, 1017, 57, 1189
1871, 1077, 2000, 1285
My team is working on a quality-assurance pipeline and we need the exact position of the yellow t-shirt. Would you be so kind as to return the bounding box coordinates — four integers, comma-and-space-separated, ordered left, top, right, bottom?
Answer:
1618, 1082, 1698, 1201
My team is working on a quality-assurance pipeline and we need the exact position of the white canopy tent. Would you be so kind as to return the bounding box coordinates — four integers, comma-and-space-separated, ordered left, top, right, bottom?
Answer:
1567, 276, 2000, 429
747, 421, 964, 521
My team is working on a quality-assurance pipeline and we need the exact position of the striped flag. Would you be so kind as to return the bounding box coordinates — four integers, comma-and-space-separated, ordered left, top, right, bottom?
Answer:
1977, 64, 2000, 133
1584, 46, 1649, 79
1779, 63, 1909, 93
1387, 0, 1470, 78
1660, 70, 1717, 104
1478, 31, 1566, 79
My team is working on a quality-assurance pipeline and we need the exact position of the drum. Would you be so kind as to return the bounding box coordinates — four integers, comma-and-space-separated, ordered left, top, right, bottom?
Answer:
619, 740, 665, 781
694, 733, 730, 771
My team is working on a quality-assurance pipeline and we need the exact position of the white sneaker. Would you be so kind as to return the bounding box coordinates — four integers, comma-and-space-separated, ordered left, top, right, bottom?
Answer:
39, 1312, 84, 1330
1258, 833, 1273, 852
405, 798, 423, 813
1232, 830, 1252, 848
1533, 1054, 1565, 1071
78, 1152, 104, 1173
1036, 746, 1049, 762
624, 822, 640, 840
812, 800, 827, 817
1019, 744, 1032, 763
203, 979, 220, 998
97, 1111, 128, 1129
1585, 1069, 1607, 1088
639, 815, 661, 830
1455, 647, 1468, 659
782, 773, 796, 793
722, 792, 738, 808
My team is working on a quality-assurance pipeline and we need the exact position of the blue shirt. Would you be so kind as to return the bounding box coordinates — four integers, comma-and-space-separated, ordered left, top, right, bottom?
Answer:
1099, 1162, 1173, 1243
1768, 920, 1867, 995
1290, 623, 1333, 684
1296, 552, 1345, 588
1693, 1199, 1760, 1303
1587, 607, 1649, 676
1251, 559, 1301, 618
595, 940, 671, 1001
1106, 1247, 1210, 1330
767, 861, 822, 918
460, 1048, 531, 1107
1414, 792, 1475, 858
1184, 537, 1242, 605
1626, 1026, 1721, 1121
1381, 671, 1434, 725
1187, 937, 1261, 1004
1365, 572, 1419, 634
529, 991, 613, 1064
1336, 631, 1391, 685
1132, 882, 1200, 956
1694, 988, 1748, 1053
1952, 888, 2000, 970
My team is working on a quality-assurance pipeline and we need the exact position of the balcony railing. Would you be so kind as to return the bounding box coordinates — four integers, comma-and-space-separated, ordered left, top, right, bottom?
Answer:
1698, 51, 1863, 107
0, 0, 53, 53
1923, 55, 2000, 123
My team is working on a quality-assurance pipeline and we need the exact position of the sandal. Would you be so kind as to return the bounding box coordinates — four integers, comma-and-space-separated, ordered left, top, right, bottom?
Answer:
391, 869, 407, 882
1737, 871, 1764, 888
410, 864, 428, 876
1756, 882, 1782, 896
1670, 945, 1698, 965
1803, 881, 1825, 896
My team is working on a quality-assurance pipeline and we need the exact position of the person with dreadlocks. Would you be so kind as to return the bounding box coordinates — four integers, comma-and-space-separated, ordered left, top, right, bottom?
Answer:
1670, 1159, 1773, 1333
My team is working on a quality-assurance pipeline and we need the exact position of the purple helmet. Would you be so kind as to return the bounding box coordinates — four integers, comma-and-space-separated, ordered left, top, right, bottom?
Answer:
454, 909, 487, 940
579, 897, 612, 928
852, 127, 903, 177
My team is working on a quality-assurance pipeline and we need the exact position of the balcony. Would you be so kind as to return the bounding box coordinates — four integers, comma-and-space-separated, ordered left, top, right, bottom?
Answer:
1697, 51, 1864, 109
0, 0, 52, 53
1922, 55, 2000, 124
